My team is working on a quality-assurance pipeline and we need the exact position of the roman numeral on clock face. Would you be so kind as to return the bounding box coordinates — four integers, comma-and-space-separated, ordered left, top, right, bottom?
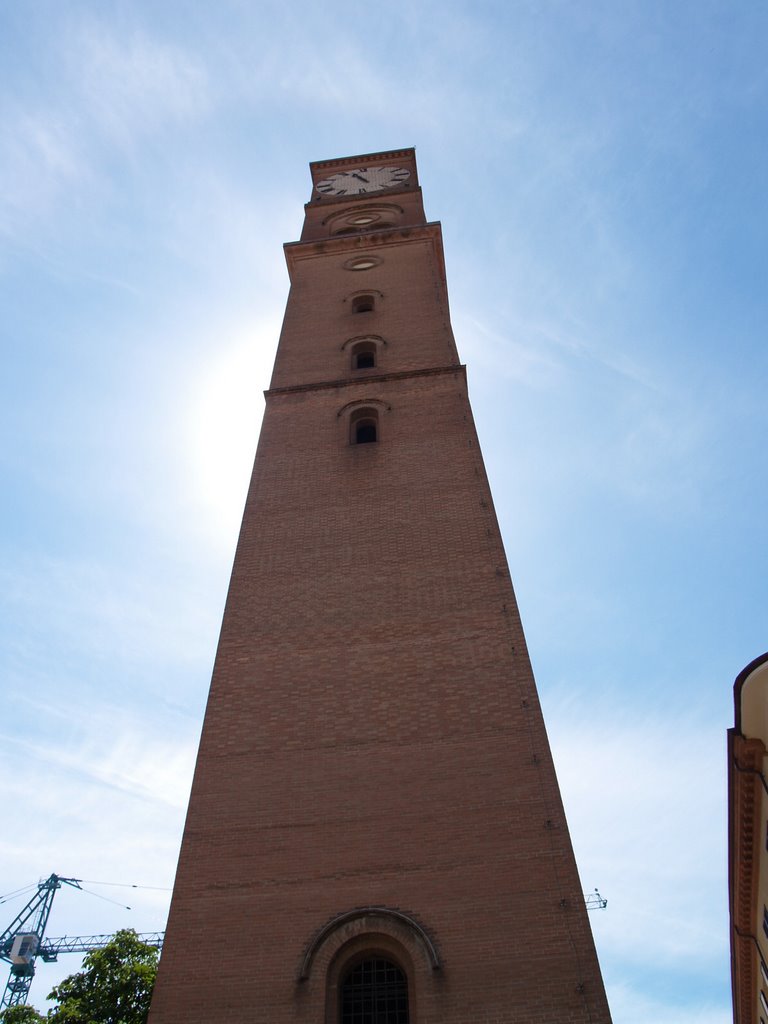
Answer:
315, 166, 411, 196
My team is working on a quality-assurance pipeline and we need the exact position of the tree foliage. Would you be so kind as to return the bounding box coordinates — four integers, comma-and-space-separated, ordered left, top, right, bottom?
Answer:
0, 1007, 46, 1024
45, 929, 158, 1024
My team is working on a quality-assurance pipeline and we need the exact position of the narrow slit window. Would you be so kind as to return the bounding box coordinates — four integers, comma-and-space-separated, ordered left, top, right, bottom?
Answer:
351, 341, 377, 370
350, 407, 379, 445
356, 421, 377, 443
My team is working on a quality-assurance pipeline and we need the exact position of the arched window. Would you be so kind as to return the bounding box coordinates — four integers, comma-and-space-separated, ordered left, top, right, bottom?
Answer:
350, 407, 378, 445
352, 294, 375, 314
351, 340, 377, 370
340, 958, 409, 1024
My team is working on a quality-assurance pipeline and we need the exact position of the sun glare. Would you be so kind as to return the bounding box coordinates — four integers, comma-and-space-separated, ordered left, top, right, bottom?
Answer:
186, 321, 278, 545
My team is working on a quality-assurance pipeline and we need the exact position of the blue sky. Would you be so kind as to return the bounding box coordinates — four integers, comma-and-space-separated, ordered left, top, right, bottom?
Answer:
1, 2, 766, 1020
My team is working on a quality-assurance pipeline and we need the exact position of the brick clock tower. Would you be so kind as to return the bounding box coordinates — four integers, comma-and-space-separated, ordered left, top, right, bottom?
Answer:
149, 149, 612, 1024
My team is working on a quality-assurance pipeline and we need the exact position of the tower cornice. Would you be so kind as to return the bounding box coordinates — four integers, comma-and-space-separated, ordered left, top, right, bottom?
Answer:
284, 221, 446, 282
309, 148, 415, 173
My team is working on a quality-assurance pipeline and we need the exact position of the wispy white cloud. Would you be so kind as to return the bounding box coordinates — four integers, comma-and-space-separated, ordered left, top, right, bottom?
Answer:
605, 981, 730, 1024
69, 19, 210, 149
1, 701, 196, 811
159, 168, 296, 290
460, 303, 712, 523
0, 554, 217, 674
214, 3, 482, 137
0, 720, 183, 1000
0, 105, 94, 238
0, 15, 210, 238
457, 311, 565, 389
547, 698, 727, 972
610, 395, 709, 509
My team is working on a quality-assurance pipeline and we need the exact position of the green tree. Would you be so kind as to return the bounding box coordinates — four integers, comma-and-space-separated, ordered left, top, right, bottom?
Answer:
46, 929, 158, 1024
0, 1007, 46, 1024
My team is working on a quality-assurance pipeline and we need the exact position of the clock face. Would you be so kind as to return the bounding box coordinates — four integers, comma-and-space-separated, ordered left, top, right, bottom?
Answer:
316, 166, 410, 197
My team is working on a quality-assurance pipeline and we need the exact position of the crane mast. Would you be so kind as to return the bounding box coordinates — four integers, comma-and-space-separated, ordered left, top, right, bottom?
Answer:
0, 875, 163, 1010
0, 874, 80, 1008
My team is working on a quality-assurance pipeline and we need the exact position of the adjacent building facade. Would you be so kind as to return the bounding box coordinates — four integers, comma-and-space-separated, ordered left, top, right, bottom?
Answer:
730, 652, 768, 1024
148, 149, 612, 1023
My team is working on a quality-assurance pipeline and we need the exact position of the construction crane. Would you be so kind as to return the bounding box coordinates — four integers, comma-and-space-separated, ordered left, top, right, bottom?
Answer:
0, 875, 164, 1011
585, 889, 608, 910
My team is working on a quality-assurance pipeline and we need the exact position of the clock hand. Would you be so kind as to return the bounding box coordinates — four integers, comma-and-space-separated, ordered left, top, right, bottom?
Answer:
351, 173, 370, 183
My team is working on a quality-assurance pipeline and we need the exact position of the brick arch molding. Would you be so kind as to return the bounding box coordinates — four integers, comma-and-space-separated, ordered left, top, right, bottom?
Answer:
298, 907, 441, 982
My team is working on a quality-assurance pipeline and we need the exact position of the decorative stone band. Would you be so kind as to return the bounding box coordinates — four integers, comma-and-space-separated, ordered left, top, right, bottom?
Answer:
265, 363, 465, 399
